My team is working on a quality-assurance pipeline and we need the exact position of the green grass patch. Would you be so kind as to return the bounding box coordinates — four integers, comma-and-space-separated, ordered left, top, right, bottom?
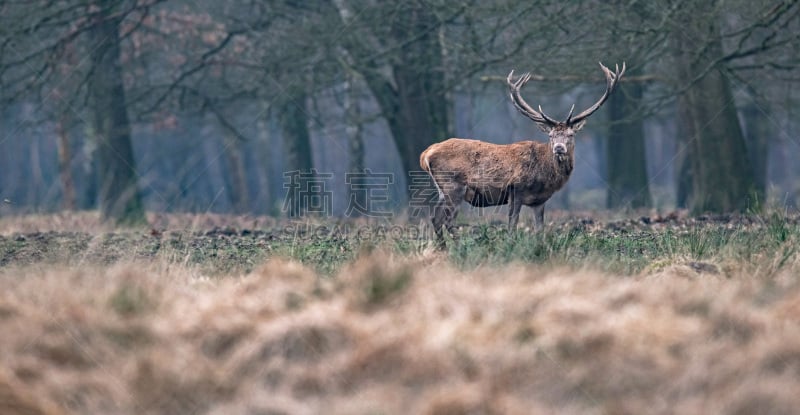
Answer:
2, 214, 798, 277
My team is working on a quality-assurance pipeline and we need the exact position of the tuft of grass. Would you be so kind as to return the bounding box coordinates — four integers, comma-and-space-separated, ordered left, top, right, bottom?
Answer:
339, 253, 414, 310
108, 282, 154, 317
362, 266, 412, 308
767, 212, 791, 243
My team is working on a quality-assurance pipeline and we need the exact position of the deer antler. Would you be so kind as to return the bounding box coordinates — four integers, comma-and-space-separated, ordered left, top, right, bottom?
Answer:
506, 70, 559, 126
566, 62, 626, 125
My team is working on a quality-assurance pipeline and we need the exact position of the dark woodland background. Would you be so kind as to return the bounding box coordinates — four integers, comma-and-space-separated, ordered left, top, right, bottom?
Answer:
1, 0, 798, 224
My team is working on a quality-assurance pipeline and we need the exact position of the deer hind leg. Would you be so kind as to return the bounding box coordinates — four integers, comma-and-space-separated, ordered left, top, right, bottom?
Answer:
432, 199, 452, 246
430, 177, 464, 247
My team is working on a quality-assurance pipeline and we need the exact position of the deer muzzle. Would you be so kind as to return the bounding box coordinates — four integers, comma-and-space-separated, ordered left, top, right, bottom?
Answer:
553, 143, 567, 155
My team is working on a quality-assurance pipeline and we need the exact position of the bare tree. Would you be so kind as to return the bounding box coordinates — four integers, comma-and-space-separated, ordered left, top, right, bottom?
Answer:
672, 2, 759, 213
222, 131, 250, 214
2, 0, 799, 217
342, 75, 366, 217
278, 91, 316, 217
55, 115, 77, 211
606, 65, 651, 209
330, 0, 450, 187
88, 2, 147, 225
0, 0, 165, 223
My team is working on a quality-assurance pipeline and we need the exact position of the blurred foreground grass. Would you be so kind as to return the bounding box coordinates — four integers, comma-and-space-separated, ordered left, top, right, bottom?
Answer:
1, 211, 800, 414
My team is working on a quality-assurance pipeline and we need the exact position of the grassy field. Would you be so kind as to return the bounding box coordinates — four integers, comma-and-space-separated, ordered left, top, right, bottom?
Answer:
1, 211, 800, 414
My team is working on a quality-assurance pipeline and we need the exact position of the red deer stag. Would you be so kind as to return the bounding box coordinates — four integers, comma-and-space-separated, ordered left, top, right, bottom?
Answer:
420, 62, 625, 246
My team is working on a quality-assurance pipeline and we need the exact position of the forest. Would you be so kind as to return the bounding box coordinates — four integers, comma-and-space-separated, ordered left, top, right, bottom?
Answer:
2, 2, 800, 415
0, 1, 798, 222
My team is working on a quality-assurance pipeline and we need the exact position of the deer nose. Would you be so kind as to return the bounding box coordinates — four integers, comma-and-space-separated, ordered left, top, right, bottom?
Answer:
553, 143, 567, 154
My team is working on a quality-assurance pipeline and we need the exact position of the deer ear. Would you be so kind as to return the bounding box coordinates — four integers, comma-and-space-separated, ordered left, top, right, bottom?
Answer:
535, 122, 551, 133
571, 119, 587, 131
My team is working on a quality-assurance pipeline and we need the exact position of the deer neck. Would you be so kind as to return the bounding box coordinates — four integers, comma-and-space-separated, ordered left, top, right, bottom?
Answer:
524, 144, 573, 187
552, 150, 574, 178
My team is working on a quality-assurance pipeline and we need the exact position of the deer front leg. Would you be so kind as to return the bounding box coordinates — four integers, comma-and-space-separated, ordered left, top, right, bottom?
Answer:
445, 208, 459, 239
532, 203, 545, 231
508, 188, 523, 233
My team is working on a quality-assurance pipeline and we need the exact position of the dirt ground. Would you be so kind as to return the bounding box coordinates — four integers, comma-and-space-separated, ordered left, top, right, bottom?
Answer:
0, 210, 783, 270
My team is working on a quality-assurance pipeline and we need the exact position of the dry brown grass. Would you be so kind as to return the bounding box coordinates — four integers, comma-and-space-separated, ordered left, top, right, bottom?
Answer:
1, 248, 799, 415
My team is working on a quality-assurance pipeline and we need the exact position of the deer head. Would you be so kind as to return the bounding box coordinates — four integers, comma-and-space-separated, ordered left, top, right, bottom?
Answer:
507, 62, 626, 160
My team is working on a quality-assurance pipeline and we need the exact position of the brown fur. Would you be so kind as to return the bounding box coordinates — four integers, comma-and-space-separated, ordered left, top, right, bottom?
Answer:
421, 130, 575, 244
421, 138, 574, 207
420, 62, 624, 246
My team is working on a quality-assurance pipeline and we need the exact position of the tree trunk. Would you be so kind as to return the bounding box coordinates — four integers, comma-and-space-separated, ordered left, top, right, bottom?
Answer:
334, 1, 449, 202
80, 122, 99, 210
741, 100, 769, 205
606, 69, 651, 209
344, 78, 366, 217
255, 107, 274, 215
387, 5, 449, 181
278, 92, 317, 217
684, 76, 756, 213
55, 116, 77, 210
675, 96, 694, 209
673, 5, 758, 214
88, 4, 146, 225
223, 132, 250, 214
28, 134, 43, 208
387, 68, 449, 183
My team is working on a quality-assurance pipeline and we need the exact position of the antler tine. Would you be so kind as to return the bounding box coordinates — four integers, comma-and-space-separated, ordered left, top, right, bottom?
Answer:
506, 69, 558, 127
565, 104, 575, 122
538, 105, 559, 125
566, 61, 626, 125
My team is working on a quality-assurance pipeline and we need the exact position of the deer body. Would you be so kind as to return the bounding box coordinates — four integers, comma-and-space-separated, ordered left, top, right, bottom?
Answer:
421, 62, 625, 246
421, 137, 573, 205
